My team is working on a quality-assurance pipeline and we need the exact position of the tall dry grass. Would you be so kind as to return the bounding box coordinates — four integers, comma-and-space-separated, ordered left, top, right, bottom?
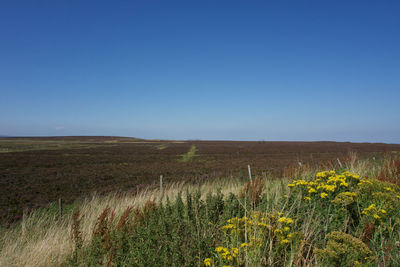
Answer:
0, 178, 246, 267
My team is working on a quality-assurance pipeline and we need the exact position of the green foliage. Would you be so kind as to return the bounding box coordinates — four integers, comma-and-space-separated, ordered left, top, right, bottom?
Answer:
315, 231, 374, 267
67, 169, 400, 266
67, 191, 243, 266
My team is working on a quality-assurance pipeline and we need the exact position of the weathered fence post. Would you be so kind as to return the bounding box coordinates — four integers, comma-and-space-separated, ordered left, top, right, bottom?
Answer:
248, 165, 252, 181
160, 175, 164, 201
337, 158, 343, 168
22, 208, 26, 236
59, 198, 63, 222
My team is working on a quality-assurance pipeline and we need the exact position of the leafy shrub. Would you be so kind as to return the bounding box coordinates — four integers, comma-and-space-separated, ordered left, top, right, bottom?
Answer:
315, 231, 374, 266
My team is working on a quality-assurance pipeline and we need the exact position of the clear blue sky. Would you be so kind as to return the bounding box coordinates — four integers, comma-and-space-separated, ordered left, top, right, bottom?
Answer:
1, 1, 399, 143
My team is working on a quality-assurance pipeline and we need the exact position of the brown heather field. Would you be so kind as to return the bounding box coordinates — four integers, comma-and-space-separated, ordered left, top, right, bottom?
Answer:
1, 136, 400, 226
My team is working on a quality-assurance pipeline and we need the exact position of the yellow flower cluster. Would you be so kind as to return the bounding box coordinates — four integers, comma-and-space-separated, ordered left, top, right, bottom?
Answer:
356, 177, 400, 221
277, 217, 294, 224
288, 170, 362, 201
204, 258, 213, 266
361, 204, 387, 220
215, 246, 238, 261
206, 212, 296, 265
287, 170, 400, 224
221, 212, 295, 247
342, 191, 357, 197
332, 191, 358, 205
221, 214, 272, 236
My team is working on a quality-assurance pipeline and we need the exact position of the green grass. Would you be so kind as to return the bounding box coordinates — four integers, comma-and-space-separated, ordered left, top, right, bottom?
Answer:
179, 145, 197, 162
156, 144, 169, 150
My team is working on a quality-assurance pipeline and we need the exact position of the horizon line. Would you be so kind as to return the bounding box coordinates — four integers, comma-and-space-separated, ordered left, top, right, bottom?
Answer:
1, 135, 399, 145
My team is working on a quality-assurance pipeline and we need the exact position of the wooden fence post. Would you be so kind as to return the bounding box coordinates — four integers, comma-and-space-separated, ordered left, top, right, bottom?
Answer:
248, 165, 252, 181
59, 198, 63, 222
160, 175, 164, 201
22, 208, 26, 236
337, 158, 343, 168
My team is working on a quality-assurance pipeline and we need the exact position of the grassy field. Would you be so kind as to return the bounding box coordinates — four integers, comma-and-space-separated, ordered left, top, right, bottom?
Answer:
1, 136, 400, 226
1, 152, 399, 266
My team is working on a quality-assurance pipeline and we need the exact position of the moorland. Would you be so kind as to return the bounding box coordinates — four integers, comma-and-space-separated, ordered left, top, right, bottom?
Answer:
1, 136, 400, 226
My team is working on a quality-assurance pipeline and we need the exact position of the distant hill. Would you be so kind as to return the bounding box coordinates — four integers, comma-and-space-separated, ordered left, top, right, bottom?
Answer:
0, 136, 143, 142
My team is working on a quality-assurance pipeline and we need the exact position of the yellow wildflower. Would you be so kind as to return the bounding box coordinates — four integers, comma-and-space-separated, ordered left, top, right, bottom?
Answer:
294, 180, 308, 186
373, 214, 381, 220
316, 171, 328, 178
215, 246, 229, 254
321, 193, 328, 198
231, 247, 238, 257
221, 224, 234, 230
277, 217, 294, 224
325, 185, 336, 192
308, 187, 317, 194
257, 222, 270, 228
204, 258, 213, 266
343, 192, 357, 197
280, 239, 290, 245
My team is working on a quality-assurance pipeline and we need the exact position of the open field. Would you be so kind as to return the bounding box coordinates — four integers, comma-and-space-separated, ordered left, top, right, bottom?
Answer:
1, 136, 400, 225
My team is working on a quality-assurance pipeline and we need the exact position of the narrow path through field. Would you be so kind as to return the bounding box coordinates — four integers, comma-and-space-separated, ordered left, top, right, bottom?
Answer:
180, 145, 197, 162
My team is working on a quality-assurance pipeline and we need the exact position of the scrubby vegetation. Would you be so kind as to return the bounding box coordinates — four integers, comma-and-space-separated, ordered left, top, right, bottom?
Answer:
1, 153, 400, 266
